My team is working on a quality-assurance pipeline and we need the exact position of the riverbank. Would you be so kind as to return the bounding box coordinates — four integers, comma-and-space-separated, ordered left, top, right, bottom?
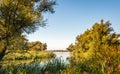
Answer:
0, 50, 55, 67
0, 58, 67, 74
3, 50, 55, 60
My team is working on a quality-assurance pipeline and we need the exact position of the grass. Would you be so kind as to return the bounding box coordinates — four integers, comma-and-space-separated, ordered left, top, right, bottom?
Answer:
0, 58, 66, 74
3, 50, 55, 60
1, 50, 55, 67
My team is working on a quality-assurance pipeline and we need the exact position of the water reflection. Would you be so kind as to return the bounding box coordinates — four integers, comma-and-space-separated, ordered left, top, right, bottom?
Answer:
53, 52, 70, 63
1, 52, 71, 67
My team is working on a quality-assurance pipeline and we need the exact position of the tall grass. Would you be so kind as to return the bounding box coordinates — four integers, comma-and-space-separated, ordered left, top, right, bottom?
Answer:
44, 58, 66, 74
0, 58, 66, 74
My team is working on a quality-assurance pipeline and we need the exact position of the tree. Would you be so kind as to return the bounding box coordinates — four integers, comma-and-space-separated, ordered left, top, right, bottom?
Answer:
68, 20, 120, 73
0, 0, 56, 60
8, 35, 28, 50
26, 41, 47, 51
66, 43, 74, 52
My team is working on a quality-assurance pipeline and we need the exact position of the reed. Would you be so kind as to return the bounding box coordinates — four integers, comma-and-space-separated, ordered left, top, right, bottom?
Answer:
0, 58, 66, 74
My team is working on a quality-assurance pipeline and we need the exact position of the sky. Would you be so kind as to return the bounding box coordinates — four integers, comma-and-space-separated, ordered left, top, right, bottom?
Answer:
27, 0, 120, 50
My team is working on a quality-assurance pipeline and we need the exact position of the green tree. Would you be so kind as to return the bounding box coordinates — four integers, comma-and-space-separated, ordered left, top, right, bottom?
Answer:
66, 43, 74, 52
68, 20, 120, 73
0, 0, 56, 60
8, 35, 28, 50
27, 41, 47, 51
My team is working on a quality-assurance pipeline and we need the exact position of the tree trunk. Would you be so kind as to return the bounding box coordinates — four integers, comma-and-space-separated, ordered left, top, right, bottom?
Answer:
0, 45, 7, 61
0, 38, 9, 61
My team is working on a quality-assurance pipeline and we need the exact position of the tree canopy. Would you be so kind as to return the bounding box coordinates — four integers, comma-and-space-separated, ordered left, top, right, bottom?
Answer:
67, 20, 120, 73
0, 0, 56, 60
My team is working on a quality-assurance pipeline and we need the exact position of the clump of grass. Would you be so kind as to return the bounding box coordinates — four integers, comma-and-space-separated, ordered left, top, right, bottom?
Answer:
44, 58, 66, 74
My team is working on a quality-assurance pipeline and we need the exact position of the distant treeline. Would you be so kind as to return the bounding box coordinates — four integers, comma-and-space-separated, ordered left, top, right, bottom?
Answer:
9, 36, 47, 51
47, 50, 69, 52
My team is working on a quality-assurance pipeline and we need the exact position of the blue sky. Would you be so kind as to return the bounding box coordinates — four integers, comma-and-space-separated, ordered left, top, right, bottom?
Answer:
28, 0, 120, 50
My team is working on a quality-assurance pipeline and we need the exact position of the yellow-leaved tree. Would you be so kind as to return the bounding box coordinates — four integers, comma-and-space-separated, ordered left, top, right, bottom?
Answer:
67, 20, 120, 73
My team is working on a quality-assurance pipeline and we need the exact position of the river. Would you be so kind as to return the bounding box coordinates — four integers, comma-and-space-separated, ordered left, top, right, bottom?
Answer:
1, 51, 71, 66
53, 51, 71, 60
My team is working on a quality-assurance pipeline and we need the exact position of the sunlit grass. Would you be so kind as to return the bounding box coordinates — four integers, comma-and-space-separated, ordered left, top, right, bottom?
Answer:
3, 50, 55, 60
1, 50, 55, 66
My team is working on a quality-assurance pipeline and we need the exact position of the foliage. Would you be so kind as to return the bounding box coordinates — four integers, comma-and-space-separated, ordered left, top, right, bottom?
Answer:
26, 41, 47, 51
0, 58, 66, 74
66, 43, 74, 52
3, 50, 55, 61
0, 0, 56, 60
60, 62, 91, 74
6, 34, 47, 51
8, 35, 28, 50
66, 20, 120, 73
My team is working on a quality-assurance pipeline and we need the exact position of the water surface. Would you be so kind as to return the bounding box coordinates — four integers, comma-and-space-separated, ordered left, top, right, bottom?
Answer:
53, 51, 70, 61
